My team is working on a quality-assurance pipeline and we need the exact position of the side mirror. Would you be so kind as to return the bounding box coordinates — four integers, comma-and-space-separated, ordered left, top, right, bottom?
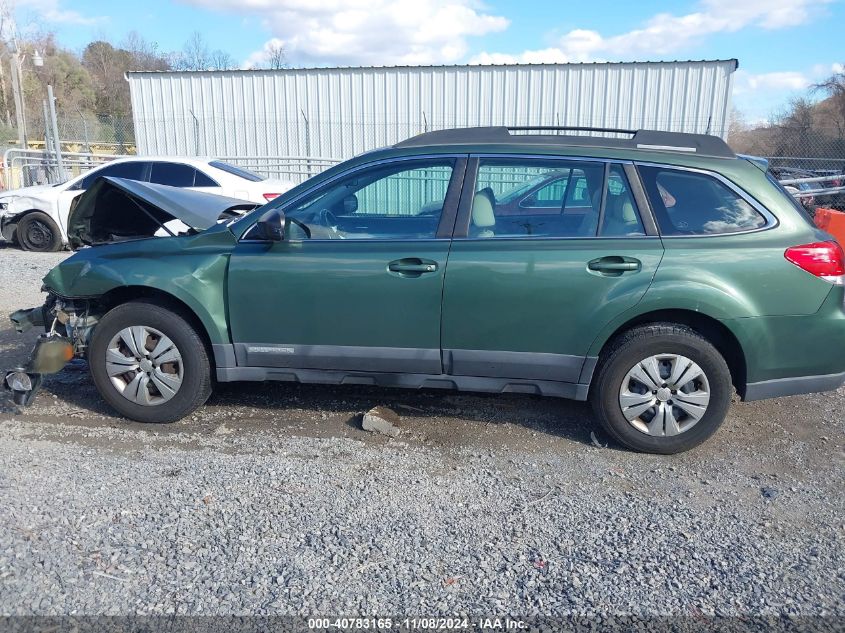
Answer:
257, 208, 285, 241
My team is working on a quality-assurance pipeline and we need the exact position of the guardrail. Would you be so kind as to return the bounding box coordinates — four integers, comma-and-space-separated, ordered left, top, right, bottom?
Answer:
2, 148, 120, 189
778, 174, 843, 185
778, 173, 845, 200
216, 155, 342, 183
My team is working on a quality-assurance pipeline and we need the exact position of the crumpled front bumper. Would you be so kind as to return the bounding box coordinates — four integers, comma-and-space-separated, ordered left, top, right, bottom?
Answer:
5, 302, 76, 406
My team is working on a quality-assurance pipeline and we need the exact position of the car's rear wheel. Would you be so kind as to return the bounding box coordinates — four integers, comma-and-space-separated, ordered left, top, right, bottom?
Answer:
17, 212, 63, 252
589, 323, 732, 454
89, 301, 212, 423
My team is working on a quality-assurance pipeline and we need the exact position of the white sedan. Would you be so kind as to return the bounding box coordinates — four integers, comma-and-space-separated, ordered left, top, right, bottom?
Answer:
0, 157, 295, 251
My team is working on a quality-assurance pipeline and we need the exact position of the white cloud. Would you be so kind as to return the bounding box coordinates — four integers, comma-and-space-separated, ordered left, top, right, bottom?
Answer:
733, 70, 811, 95
179, 0, 509, 67
731, 64, 838, 120
14, 0, 106, 25
469, 48, 574, 65
471, 0, 831, 65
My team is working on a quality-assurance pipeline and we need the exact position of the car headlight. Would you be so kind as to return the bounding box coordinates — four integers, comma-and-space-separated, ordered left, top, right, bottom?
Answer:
5, 371, 32, 392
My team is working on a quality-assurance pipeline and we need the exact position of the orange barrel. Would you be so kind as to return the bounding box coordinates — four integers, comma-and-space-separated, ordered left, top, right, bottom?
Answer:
814, 208, 845, 247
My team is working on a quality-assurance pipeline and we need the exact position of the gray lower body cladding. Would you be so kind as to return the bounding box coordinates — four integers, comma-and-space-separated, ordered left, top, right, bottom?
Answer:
215, 344, 594, 400
215, 365, 591, 400
743, 371, 845, 401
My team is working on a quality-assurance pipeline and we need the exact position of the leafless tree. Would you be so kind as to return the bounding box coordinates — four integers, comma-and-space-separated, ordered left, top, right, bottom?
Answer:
813, 65, 845, 139
209, 48, 236, 71
173, 31, 210, 70
265, 41, 287, 69
172, 32, 237, 70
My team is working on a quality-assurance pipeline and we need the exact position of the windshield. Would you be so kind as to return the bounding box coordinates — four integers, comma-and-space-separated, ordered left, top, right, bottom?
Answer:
209, 160, 266, 182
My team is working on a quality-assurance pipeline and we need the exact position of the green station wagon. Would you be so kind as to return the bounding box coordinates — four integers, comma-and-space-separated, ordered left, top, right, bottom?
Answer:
7, 127, 845, 453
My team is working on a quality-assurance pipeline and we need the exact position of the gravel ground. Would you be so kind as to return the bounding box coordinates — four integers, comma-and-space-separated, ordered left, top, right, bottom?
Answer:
0, 245, 843, 622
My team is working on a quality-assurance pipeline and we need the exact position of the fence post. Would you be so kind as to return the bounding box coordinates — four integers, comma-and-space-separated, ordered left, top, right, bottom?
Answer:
47, 85, 66, 181
189, 109, 201, 156
41, 99, 52, 185
301, 108, 312, 178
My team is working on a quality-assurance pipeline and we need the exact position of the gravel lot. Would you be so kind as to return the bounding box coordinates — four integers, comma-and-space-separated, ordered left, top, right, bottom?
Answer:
0, 244, 843, 623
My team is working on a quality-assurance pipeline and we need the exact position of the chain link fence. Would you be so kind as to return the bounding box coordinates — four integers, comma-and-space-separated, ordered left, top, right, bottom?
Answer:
1, 113, 135, 188
728, 125, 845, 173
22, 113, 136, 154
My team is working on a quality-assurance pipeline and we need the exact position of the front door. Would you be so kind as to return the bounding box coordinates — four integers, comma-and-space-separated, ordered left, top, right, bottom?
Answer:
227, 157, 465, 374
441, 157, 664, 385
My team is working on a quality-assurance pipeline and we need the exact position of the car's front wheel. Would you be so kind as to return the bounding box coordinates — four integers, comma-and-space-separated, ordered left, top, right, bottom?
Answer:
17, 212, 63, 252
589, 323, 732, 454
88, 301, 212, 423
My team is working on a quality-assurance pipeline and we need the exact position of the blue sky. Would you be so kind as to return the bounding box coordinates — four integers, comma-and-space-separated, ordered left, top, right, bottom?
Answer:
13, 0, 845, 121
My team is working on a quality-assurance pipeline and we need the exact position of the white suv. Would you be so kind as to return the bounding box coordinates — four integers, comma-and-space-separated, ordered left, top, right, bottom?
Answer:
0, 157, 295, 251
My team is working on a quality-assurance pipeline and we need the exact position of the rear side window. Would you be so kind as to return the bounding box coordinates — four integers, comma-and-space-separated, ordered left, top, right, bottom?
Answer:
149, 162, 196, 187
639, 165, 766, 235
194, 170, 218, 187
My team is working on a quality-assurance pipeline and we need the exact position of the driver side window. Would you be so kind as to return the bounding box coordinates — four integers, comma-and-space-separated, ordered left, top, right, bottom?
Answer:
282, 159, 455, 240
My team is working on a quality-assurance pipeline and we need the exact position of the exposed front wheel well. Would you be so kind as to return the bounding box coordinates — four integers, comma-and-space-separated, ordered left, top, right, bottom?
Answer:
597, 310, 747, 397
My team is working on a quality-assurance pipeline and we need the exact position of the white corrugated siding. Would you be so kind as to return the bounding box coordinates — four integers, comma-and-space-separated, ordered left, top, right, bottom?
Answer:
128, 60, 736, 160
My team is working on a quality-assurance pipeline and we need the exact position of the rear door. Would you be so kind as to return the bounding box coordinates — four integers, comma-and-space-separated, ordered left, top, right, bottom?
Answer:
440, 156, 664, 386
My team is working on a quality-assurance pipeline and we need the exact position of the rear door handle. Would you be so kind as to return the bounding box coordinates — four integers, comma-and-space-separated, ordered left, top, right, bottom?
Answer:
388, 258, 438, 276
588, 256, 642, 275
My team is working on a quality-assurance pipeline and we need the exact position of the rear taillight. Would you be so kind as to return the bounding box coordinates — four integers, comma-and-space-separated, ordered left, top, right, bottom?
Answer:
263, 193, 281, 201
784, 241, 845, 284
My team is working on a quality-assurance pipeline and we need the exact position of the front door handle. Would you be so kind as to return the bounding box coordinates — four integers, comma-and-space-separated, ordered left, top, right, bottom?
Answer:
588, 256, 642, 275
388, 258, 438, 277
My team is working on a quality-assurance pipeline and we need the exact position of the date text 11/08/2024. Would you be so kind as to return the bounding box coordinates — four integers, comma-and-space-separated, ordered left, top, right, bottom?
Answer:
307, 618, 527, 630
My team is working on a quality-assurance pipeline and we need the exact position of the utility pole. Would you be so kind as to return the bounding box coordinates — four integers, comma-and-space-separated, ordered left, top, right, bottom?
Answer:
10, 53, 26, 149
47, 85, 65, 181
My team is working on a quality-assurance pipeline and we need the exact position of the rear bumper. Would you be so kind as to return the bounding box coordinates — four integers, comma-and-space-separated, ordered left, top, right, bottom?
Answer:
744, 371, 845, 401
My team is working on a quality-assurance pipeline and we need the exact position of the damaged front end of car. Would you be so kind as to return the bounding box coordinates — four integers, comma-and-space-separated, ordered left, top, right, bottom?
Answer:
4, 175, 246, 406
5, 293, 102, 405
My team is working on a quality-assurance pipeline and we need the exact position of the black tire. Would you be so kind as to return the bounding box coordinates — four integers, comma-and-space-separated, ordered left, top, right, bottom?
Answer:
88, 301, 212, 423
17, 212, 63, 252
589, 323, 732, 454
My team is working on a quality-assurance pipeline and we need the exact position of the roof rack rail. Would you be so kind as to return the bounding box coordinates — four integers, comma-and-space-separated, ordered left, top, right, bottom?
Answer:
394, 126, 736, 159
507, 125, 636, 135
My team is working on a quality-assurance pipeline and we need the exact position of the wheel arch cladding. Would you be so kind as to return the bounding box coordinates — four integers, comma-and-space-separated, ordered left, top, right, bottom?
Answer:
589, 309, 747, 395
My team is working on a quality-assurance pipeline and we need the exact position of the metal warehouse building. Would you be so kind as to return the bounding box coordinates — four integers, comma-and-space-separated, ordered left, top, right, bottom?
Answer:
127, 59, 737, 170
